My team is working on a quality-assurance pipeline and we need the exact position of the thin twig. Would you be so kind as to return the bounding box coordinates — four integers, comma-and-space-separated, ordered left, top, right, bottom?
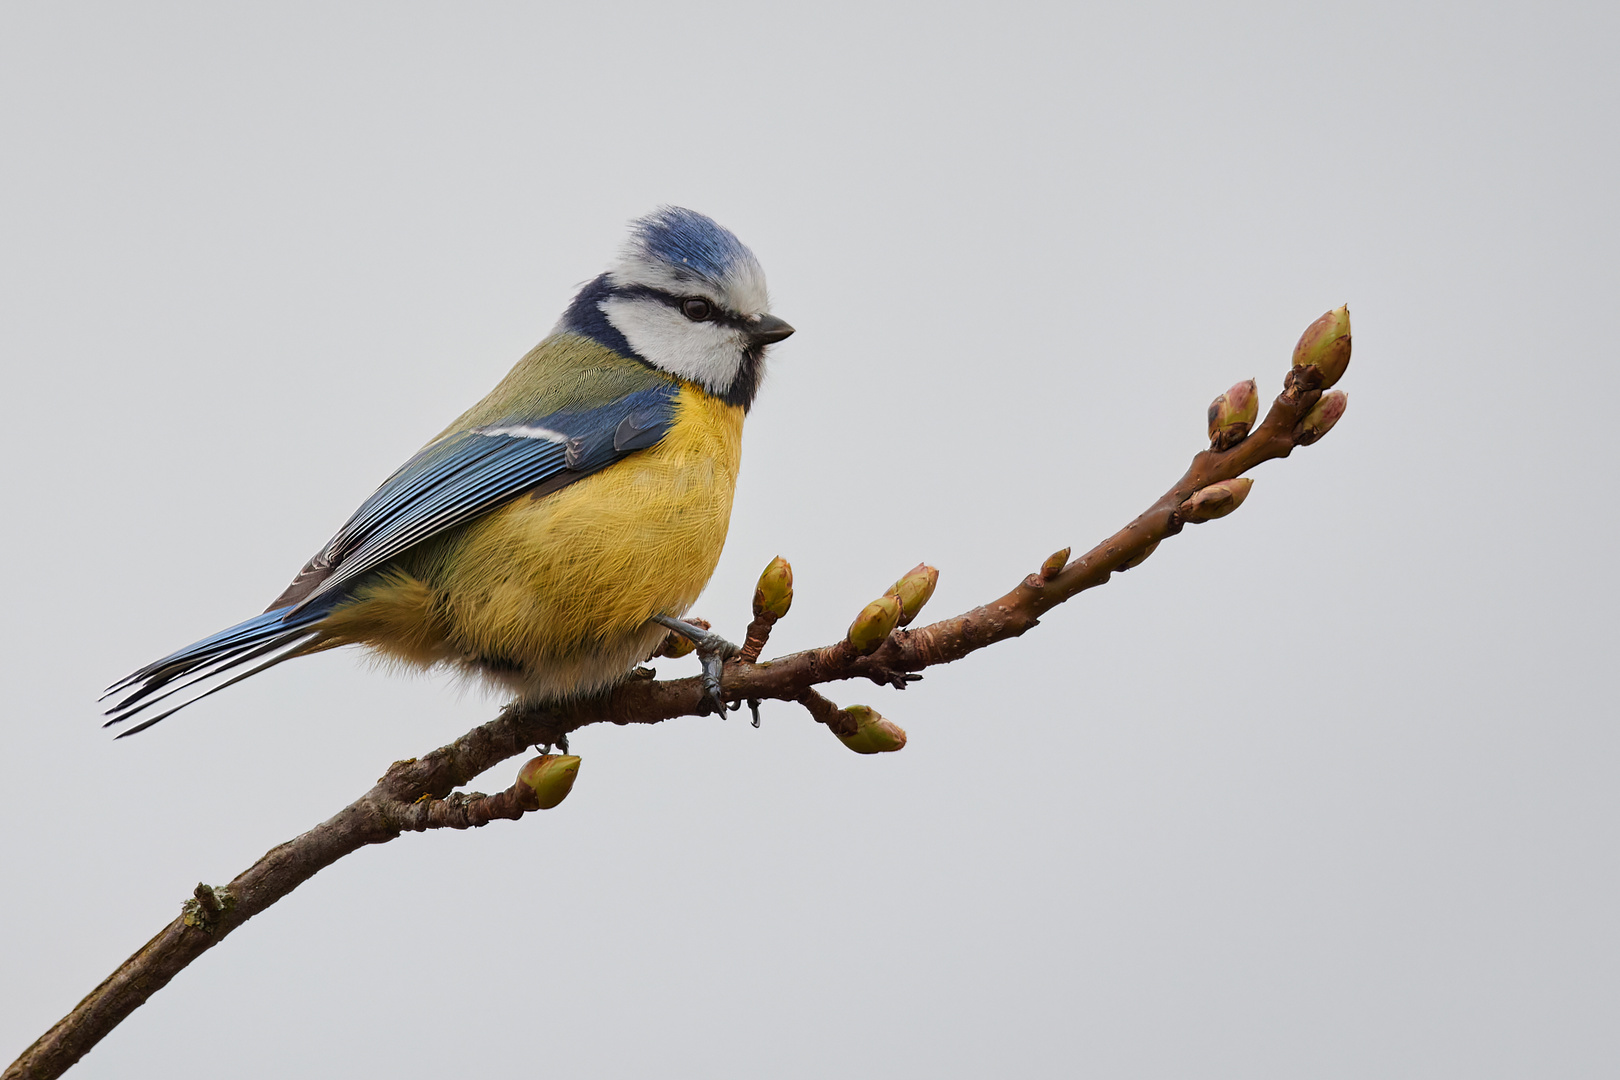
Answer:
6, 364, 1331, 1080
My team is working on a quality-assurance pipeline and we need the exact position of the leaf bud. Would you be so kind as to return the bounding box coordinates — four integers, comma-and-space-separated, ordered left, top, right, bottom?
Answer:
655, 632, 696, 659
888, 563, 939, 626
1207, 378, 1259, 450
846, 593, 903, 654
1039, 547, 1070, 582
752, 555, 794, 619
1291, 305, 1352, 389
834, 705, 908, 754
1179, 478, 1253, 523
1295, 390, 1348, 446
517, 754, 581, 810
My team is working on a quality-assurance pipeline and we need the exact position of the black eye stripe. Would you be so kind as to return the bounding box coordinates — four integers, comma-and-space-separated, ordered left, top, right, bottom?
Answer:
616, 284, 749, 330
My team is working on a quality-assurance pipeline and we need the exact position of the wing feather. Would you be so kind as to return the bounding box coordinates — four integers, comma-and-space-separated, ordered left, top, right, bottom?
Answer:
282, 383, 679, 612
106, 367, 682, 733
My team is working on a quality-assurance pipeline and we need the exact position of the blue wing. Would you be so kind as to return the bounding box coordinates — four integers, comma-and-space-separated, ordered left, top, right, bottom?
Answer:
273, 382, 678, 612
103, 381, 679, 733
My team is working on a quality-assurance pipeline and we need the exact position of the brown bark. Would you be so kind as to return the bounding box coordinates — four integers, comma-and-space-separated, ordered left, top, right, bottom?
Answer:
6, 352, 1336, 1080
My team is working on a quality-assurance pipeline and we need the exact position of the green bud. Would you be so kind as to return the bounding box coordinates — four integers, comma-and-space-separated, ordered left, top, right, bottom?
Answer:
1179, 478, 1253, 523
847, 593, 903, 654
834, 705, 908, 754
1295, 390, 1348, 446
888, 563, 939, 626
656, 632, 696, 659
1207, 378, 1259, 450
517, 754, 581, 810
752, 555, 794, 619
1040, 547, 1071, 582
1291, 305, 1352, 389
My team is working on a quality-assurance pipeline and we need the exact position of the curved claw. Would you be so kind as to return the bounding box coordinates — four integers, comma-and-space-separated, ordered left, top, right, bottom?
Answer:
699, 649, 728, 715
651, 614, 740, 715
535, 732, 570, 756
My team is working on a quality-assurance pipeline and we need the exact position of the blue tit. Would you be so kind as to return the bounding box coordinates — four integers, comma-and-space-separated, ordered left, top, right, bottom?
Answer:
104, 206, 794, 735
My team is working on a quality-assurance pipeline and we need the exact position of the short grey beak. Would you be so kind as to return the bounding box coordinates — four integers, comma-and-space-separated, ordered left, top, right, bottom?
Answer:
747, 314, 795, 345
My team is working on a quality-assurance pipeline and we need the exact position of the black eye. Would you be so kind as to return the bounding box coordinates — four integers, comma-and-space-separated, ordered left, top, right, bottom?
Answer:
681, 297, 713, 321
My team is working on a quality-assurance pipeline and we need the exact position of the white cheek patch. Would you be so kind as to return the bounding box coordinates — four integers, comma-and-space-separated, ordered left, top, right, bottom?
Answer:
599, 296, 744, 393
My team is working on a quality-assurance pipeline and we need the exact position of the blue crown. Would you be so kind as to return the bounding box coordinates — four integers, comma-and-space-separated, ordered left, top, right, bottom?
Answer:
629, 206, 755, 285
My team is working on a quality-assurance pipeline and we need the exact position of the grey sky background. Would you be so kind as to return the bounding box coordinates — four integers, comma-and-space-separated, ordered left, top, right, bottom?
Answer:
3, 2, 1616, 1077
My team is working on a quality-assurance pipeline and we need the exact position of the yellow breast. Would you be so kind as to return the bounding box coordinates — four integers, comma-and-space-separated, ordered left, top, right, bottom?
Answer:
322, 383, 746, 701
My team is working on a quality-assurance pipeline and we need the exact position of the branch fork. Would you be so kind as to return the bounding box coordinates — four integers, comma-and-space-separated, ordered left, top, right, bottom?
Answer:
8, 306, 1353, 1080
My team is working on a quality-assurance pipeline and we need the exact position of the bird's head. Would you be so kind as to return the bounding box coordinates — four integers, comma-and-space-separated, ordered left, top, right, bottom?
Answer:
559, 207, 794, 409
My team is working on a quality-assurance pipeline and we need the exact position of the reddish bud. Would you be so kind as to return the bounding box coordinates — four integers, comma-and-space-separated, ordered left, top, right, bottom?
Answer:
1040, 547, 1071, 582
1207, 378, 1260, 450
1291, 305, 1352, 389
1295, 390, 1348, 446
834, 705, 908, 754
517, 754, 581, 810
1179, 478, 1254, 523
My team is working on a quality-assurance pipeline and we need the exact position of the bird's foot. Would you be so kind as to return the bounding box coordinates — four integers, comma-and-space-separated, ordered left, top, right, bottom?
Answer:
651, 614, 740, 716
536, 732, 570, 756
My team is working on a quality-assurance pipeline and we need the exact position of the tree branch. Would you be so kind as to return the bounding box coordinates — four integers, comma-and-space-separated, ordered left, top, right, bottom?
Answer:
7, 313, 1350, 1080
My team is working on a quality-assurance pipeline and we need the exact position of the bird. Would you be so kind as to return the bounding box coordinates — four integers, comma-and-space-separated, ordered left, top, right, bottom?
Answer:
103, 206, 794, 736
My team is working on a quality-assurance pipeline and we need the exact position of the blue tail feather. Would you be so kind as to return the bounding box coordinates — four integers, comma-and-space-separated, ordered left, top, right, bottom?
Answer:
103, 599, 342, 733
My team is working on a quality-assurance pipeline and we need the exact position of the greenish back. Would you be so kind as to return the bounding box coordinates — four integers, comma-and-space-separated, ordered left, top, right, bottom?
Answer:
430, 333, 672, 444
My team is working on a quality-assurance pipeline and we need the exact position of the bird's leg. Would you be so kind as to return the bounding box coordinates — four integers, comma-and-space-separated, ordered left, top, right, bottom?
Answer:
535, 732, 570, 756
651, 613, 739, 716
